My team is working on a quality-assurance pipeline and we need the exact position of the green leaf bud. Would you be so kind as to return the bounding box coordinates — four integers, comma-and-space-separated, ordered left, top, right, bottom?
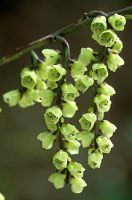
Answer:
91, 16, 107, 34
70, 177, 87, 193
108, 14, 126, 31
64, 140, 80, 155
61, 83, 79, 101
60, 123, 79, 141
88, 148, 103, 169
107, 52, 124, 72
21, 68, 37, 89
53, 150, 71, 170
77, 131, 94, 148
91, 63, 108, 84
94, 94, 111, 112
78, 47, 96, 65
97, 83, 116, 96
48, 172, 66, 189
42, 49, 61, 65
96, 135, 114, 154
40, 89, 56, 107
37, 131, 56, 149
70, 60, 87, 78
75, 75, 94, 93
99, 120, 117, 138
62, 101, 78, 118
3, 89, 21, 107
48, 64, 66, 82
68, 161, 85, 178
44, 106, 62, 124
111, 37, 123, 53
98, 30, 117, 47
79, 112, 97, 131
47, 80, 58, 90
0, 193, 5, 200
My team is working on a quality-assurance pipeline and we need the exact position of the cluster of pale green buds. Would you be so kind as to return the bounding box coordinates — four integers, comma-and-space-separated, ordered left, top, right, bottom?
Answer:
2, 13, 126, 194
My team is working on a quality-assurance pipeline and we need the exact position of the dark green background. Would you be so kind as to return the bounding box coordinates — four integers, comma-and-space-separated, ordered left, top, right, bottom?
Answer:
0, 0, 132, 200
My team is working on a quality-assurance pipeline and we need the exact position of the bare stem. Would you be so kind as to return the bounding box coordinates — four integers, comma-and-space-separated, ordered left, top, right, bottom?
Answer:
0, 6, 132, 66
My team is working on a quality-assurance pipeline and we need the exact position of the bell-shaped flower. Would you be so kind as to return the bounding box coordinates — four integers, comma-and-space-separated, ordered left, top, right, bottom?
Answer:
3, 89, 21, 107
0, 193, 5, 200
91, 63, 108, 84
61, 83, 79, 101
21, 67, 37, 89
60, 123, 79, 141
70, 177, 87, 193
62, 101, 78, 118
48, 172, 66, 189
68, 161, 85, 178
70, 60, 87, 78
53, 150, 71, 170
97, 82, 115, 96
98, 30, 117, 47
99, 120, 117, 138
91, 16, 107, 34
37, 62, 51, 80
88, 147, 103, 169
47, 80, 58, 90
40, 89, 56, 107
79, 112, 97, 130
108, 14, 126, 31
77, 131, 94, 148
42, 49, 61, 65
45, 122, 57, 132
64, 140, 80, 155
37, 131, 56, 149
107, 52, 124, 72
111, 37, 123, 53
48, 64, 66, 82
94, 94, 111, 112
78, 47, 96, 66
75, 75, 94, 93
36, 78, 47, 90
44, 106, 62, 124
96, 135, 114, 154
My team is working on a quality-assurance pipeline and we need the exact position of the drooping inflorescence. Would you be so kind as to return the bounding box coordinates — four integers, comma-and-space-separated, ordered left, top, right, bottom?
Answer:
2, 13, 126, 193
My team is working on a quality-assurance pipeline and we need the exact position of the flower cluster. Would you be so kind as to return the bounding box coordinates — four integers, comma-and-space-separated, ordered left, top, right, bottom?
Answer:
2, 13, 126, 194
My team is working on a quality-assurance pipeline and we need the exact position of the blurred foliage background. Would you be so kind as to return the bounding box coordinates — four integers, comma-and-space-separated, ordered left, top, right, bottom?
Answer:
0, 0, 132, 200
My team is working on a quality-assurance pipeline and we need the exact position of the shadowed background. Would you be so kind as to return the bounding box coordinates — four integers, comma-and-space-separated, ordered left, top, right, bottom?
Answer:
0, 0, 132, 200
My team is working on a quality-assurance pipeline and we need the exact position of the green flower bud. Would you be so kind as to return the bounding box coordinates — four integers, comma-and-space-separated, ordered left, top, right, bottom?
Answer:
88, 148, 103, 169
60, 123, 79, 141
91, 63, 108, 84
36, 78, 47, 90
75, 75, 94, 93
98, 30, 117, 47
62, 101, 78, 118
53, 150, 71, 170
21, 68, 37, 89
98, 112, 104, 121
46, 122, 57, 132
99, 120, 117, 138
77, 131, 94, 148
111, 37, 123, 53
91, 16, 107, 34
40, 89, 56, 107
37, 131, 56, 149
48, 172, 66, 189
70, 60, 87, 78
3, 89, 21, 107
70, 177, 87, 193
42, 49, 60, 65
107, 52, 124, 72
96, 135, 114, 154
108, 14, 126, 31
44, 106, 62, 124
94, 94, 111, 112
61, 83, 79, 101
79, 112, 97, 131
47, 80, 58, 90
64, 140, 80, 155
97, 83, 115, 96
0, 193, 5, 200
48, 64, 66, 82
68, 162, 85, 178
37, 62, 51, 80
78, 47, 96, 65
